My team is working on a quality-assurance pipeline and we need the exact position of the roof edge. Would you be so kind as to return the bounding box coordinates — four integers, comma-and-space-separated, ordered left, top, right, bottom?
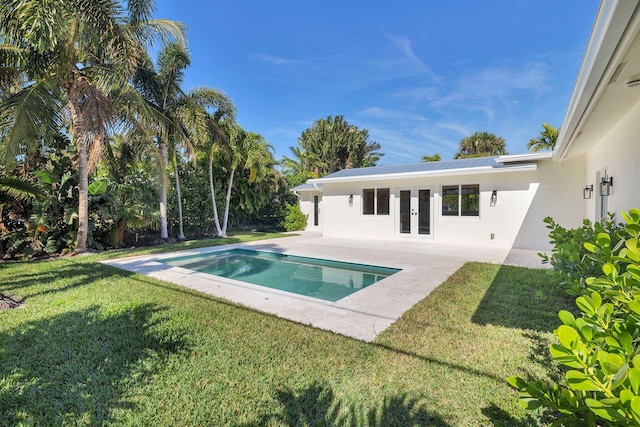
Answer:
497, 152, 553, 163
553, 0, 640, 162
308, 163, 537, 184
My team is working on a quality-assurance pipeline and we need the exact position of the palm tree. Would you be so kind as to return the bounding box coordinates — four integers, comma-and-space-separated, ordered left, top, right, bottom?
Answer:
454, 131, 507, 159
132, 43, 235, 241
0, 0, 184, 253
527, 123, 558, 153
294, 115, 382, 177
220, 128, 273, 236
421, 153, 441, 162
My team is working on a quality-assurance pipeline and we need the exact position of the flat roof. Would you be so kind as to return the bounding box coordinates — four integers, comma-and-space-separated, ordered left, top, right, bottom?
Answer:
306, 155, 541, 184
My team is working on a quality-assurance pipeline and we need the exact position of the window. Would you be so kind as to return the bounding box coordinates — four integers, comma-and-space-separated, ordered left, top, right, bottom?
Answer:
363, 189, 375, 215
363, 188, 390, 215
376, 188, 390, 215
461, 185, 479, 216
442, 186, 459, 216
441, 184, 479, 217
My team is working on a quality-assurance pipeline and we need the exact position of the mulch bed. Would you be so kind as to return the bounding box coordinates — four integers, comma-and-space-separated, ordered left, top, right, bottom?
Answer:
0, 294, 23, 310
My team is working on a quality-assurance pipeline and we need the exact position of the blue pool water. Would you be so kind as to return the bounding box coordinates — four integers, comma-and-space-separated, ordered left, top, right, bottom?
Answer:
159, 249, 400, 302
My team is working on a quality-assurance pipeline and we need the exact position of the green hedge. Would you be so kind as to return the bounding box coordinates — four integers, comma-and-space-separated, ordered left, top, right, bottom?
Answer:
509, 209, 640, 426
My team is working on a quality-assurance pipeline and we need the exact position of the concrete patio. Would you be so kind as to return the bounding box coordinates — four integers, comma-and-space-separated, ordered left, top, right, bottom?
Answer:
103, 233, 548, 342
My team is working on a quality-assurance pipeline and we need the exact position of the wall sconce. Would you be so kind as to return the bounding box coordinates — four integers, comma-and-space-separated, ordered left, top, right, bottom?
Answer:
600, 176, 613, 196
348, 194, 353, 207
583, 184, 593, 199
490, 190, 497, 207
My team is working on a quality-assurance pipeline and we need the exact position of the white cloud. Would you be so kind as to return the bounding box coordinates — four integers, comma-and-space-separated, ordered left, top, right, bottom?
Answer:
251, 53, 301, 66
383, 33, 441, 84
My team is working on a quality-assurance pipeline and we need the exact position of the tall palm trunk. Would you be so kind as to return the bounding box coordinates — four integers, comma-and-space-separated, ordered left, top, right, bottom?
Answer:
68, 100, 89, 253
221, 168, 235, 236
208, 156, 223, 236
173, 159, 185, 241
158, 139, 169, 240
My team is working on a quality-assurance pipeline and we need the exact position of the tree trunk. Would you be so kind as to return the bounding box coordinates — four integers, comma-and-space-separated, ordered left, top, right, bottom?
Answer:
208, 157, 223, 236
221, 168, 235, 236
76, 137, 89, 253
68, 100, 89, 253
174, 161, 185, 241
158, 139, 168, 240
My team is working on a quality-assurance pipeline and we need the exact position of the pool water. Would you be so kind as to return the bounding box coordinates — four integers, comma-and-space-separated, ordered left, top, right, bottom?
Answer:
159, 249, 400, 302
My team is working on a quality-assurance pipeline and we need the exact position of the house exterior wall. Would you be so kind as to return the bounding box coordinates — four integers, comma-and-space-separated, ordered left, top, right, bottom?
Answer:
304, 158, 586, 250
297, 190, 322, 230
583, 99, 640, 222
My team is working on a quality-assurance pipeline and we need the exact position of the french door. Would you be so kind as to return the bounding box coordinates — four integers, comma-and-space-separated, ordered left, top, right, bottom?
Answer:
397, 187, 432, 237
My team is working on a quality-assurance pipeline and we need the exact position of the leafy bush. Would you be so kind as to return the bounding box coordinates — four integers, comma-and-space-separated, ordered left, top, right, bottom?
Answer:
540, 214, 625, 295
280, 202, 307, 231
509, 209, 640, 426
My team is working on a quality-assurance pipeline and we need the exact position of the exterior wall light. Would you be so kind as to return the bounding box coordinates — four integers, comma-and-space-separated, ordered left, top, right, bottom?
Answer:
583, 184, 593, 199
600, 176, 613, 196
490, 190, 497, 206
348, 194, 353, 207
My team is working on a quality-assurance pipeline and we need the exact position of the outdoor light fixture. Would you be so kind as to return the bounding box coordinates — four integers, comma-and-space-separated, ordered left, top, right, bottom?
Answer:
348, 194, 353, 207
600, 175, 613, 196
626, 74, 640, 88
583, 184, 593, 199
490, 190, 498, 206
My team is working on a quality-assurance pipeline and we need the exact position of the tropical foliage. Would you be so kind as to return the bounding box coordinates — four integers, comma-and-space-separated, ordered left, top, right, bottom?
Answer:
527, 123, 559, 153
0, 0, 184, 253
282, 115, 382, 184
421, 153, 441, 162
509, 209, 640, 426
454, 131, 507, 159
0, 0, 297, 258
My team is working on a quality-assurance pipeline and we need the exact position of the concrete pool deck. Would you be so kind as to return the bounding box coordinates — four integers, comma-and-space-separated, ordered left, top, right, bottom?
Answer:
103, 233, 548, 342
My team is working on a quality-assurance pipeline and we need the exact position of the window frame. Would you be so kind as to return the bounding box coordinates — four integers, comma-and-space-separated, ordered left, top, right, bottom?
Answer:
441, 184, 480, 217
362, 187, 390, 216
362, 189, 375, 215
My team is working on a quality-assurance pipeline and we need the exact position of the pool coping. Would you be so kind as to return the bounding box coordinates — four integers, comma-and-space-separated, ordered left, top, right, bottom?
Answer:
102, 233, 546, 342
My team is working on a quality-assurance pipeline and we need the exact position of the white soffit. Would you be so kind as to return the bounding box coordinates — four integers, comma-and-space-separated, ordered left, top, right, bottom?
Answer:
554, 0, 640, 161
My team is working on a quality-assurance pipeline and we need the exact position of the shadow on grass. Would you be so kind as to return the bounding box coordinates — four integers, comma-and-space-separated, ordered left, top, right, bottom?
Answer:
94, 232, 291, 261
0, 304, 188, 425
0, 259, 136, 301
238, 381, 449, 427
481, 403, 555, 427
471, 265, 575, 332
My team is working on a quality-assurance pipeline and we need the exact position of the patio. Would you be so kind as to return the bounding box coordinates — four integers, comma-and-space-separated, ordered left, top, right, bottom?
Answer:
103, 233, 546, 342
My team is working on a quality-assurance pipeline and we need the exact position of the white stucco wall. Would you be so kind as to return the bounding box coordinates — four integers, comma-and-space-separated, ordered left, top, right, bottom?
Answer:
297, 190, 322, 230
583, 99, 640, 222
306, 158, 586, 250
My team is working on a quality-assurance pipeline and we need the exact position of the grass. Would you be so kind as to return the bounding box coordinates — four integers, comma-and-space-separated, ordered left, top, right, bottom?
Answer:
0, 233, 573, 426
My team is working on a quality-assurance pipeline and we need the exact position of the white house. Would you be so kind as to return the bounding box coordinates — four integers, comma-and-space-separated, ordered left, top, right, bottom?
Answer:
293, 0, 640, 250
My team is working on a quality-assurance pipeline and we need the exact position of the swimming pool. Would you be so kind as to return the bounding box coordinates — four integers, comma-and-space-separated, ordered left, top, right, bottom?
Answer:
159, 249, 400, 302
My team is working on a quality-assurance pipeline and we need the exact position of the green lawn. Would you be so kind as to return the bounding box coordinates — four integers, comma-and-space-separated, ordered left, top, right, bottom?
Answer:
0, 233, 571, 426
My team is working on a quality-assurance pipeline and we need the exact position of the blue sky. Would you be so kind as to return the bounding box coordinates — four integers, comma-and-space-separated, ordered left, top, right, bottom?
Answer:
154, 1, 600, 165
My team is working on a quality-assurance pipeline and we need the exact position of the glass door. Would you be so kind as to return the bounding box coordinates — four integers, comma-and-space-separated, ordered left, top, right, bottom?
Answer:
397, 187, 432, 237
418, 189, 430, 235
399, 190, 411, 234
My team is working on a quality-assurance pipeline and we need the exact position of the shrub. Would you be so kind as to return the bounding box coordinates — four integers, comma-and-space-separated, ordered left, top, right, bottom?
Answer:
540, 214, 625, 295
509, 209, 640, 426
280, 202, 307, 232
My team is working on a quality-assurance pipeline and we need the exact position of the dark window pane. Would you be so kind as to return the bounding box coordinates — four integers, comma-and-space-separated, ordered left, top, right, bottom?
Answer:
377, 188, 390, 215
363, 189, 375, 215
461, 185, 479, 216
399, 190, 411, 233
418, 189, 430, 234
442, 185, 459, 216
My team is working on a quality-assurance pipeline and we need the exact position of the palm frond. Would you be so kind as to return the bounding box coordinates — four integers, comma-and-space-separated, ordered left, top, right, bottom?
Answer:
0, 175, 42, 201
0, 79, 63, 164
189, 87, 236, 121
